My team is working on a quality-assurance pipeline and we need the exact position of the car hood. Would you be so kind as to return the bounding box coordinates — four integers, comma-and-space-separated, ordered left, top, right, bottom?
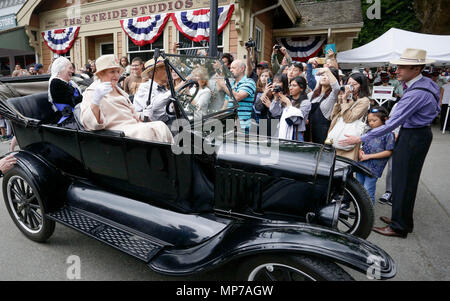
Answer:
215, 134, 336, 183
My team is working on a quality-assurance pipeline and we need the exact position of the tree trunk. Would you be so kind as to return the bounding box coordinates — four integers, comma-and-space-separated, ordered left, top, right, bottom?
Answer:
414, 0, 450, 34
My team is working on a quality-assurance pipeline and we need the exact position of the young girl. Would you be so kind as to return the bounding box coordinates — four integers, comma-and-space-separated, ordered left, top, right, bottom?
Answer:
356, 106, 396, 205
253, 69, 273, 124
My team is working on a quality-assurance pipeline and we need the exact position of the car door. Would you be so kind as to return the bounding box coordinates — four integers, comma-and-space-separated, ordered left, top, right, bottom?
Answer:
78, 130, 193, 212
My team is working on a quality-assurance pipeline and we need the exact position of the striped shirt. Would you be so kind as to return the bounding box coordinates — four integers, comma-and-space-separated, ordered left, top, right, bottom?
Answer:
226, 76, 256, 129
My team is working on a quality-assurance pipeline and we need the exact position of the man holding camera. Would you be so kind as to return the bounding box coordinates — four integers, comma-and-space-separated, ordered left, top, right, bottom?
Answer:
341, 49, 441, 238
244, 40, 268, 83
272, 44, 292, 75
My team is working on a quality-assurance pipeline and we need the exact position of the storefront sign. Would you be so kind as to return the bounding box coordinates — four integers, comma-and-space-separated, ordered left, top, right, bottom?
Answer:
44, 0, 230, 29
0, 14, 17, 31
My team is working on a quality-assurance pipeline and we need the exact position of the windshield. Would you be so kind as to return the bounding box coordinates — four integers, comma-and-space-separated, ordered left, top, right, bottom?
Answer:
166, 54, 236, 120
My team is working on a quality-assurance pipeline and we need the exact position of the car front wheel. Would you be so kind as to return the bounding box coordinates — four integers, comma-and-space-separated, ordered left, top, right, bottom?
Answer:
2, 166, 55, 242
336, 177, 374, 239
237, 254, 354, 281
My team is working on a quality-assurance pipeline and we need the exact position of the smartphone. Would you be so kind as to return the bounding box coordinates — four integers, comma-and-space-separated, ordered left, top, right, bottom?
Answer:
267, 78, 272, 84
324, 44, 336, 54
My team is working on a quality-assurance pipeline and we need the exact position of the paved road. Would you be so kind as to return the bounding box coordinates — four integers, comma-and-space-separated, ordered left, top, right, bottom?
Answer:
0, 126, 449, 281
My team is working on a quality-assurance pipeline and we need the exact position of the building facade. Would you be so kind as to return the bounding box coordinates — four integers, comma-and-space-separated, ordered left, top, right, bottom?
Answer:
16, 0, 363, 72
0, 0, 35, 76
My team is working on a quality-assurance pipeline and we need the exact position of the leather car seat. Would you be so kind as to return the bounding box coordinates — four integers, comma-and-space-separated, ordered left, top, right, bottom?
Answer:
7, 93, 54, 122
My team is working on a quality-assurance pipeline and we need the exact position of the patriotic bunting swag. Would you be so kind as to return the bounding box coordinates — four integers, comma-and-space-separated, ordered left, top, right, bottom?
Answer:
278, 36, 326, 62
171, 4, 235, 42
120, 13, 171, 46
120, 5, 234, 46
42, 27, 80, 55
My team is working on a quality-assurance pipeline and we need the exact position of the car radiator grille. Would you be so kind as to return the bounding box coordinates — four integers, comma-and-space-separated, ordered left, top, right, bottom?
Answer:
214, 167, 267, 211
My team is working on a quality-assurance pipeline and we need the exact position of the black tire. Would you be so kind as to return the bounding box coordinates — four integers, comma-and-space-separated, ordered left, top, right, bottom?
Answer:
337, 177, 374, 239
2, 166, 55, 242
237, 254, 354, 281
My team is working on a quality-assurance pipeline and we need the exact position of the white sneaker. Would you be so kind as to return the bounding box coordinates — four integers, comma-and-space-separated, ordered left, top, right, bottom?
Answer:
378, 192, 392, 206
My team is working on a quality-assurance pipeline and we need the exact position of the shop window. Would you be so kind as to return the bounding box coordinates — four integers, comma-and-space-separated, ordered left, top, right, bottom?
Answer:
59, 49, 71, 59
255, 26, 262, 53
14, 55, 36, 70
177, 32, 223, 56
0, 57, 10, 76
128, 35, 164, 62
101, 43, 114, 56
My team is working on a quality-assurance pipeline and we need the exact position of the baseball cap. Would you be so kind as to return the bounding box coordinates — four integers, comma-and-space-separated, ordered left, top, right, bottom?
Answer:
257, 61, 269, 69
35, 63, 43, 71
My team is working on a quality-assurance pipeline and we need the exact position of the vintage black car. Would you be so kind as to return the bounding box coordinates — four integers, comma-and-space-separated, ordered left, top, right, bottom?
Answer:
0, 53, 395, 281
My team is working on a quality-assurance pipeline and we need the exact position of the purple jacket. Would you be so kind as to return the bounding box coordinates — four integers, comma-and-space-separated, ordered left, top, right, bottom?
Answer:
361, 77, 441, 143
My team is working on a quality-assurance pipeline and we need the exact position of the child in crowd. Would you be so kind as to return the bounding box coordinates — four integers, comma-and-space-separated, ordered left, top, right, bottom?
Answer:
356, 106, 395, 205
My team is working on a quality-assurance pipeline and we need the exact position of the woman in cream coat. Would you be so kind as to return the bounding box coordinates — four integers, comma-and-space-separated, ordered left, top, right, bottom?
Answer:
329, 72, 371, 161
80, 55, 173, 144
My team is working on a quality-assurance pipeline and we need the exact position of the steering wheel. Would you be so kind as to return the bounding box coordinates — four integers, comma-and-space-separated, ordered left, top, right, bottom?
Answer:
166, 80, 200, 116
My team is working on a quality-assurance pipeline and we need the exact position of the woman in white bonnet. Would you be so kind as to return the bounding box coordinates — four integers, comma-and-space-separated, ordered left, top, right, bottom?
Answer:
79, 55, 173, 144
48, 56, 82, 126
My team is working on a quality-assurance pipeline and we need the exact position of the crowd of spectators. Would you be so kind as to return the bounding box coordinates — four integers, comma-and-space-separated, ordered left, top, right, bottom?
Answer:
220, 44, 445, 224
2, 45, 449, 239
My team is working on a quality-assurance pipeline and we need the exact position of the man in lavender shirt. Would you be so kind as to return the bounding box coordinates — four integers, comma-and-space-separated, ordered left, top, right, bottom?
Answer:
341, 49, 441, 238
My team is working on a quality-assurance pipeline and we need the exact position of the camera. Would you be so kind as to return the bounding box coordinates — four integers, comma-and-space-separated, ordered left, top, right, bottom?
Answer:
340, 85, 354, 92
273, 86, 282, 93
340, 85, 354, 100
245, 38, 256, 48
274, 45, 282, 50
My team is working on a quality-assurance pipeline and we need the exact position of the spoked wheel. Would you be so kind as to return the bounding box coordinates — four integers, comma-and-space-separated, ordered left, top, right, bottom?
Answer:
336, 177, 374, 239
237, 255, 354, 281
3, 167, 55, 242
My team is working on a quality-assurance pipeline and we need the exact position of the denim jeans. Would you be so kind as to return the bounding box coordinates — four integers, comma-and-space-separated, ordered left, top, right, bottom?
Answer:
356, 173, 378, 205
295, 132, 305, 142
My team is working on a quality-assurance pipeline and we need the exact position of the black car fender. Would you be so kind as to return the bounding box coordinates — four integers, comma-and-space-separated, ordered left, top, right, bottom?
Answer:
149, 220, 396, 279
6, 150, 68, 212
334, 155, 374, 178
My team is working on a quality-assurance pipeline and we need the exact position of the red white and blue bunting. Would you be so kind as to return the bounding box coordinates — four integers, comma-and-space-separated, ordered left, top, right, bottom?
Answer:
120, 13, 171, 46
278, 36, 326, 62
42, 26, 80, 55
170, 4, 235, 42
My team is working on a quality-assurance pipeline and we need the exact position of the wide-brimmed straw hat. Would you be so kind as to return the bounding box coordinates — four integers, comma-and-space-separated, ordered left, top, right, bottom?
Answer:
142, 58, 165, 77
390, 48, 435, 66
95, 54, 123, 75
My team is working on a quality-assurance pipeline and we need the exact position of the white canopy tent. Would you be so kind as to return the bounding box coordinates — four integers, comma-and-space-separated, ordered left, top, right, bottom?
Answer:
337, 28, 450, 68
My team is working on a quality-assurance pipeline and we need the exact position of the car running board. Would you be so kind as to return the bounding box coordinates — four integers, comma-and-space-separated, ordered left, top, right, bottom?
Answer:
47, 207, 164, 262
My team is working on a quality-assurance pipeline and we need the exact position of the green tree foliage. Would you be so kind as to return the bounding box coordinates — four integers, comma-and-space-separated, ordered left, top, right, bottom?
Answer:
354, 0, 421, 47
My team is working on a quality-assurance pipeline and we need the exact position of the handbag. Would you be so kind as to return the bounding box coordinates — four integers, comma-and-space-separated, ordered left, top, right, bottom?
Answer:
327, 103, 369, 151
